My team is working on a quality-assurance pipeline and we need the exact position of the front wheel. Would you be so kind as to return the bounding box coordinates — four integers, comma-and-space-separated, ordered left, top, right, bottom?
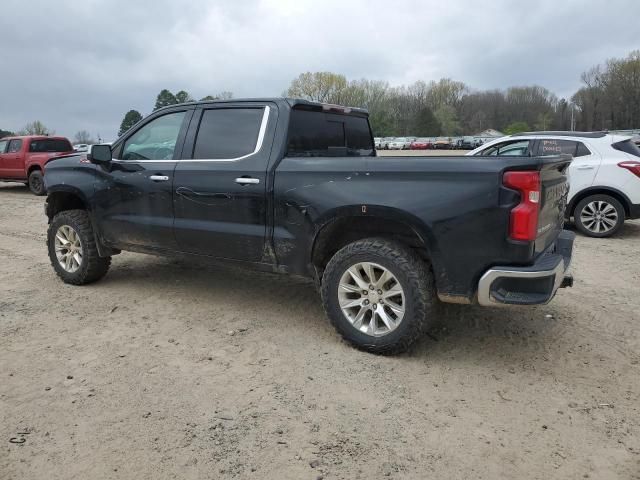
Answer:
321, 238, 438, 354
28, 170, 46, 196
47, 209, 111, 285
574, 194, 625, 238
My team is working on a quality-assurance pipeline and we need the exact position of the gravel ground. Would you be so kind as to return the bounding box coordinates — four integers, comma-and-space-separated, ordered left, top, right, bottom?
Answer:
1, 181, 639, 480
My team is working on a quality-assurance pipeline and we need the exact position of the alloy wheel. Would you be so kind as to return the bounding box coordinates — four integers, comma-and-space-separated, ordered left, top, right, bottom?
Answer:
338, 262, 405, 337
580, 200, 618, 235
54, 225, 84, 273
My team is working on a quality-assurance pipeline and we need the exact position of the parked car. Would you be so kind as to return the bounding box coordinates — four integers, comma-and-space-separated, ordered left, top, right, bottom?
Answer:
468, 131, 640, 237
387, 137, 412, 150
410, 138, 433, 150
456, 136, 478, 150
433, 137, 451, 149
0, 135, 74, 195
381, 137, 395, 150
74, 144, 90, 152
43, 98, 574, 354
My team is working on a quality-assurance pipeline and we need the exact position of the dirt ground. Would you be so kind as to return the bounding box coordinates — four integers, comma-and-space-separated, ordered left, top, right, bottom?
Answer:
1, 181, 639, 480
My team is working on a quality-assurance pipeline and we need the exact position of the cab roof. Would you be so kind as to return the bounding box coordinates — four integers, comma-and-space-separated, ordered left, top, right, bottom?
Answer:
511, 131, 607, 138
154, 97, 369, 116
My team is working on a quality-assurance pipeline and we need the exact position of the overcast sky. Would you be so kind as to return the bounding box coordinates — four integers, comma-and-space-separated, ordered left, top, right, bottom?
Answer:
0, 0, 637, 140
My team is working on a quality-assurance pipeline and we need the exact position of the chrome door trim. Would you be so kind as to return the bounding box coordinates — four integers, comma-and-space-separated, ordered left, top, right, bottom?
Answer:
111, 106, 271, 164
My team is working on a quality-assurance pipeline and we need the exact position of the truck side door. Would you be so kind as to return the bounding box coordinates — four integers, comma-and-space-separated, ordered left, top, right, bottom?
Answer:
0, 139, 24, 178
0, 139, 8, 177
173, 103, 277, 262
94, 108, 193, 251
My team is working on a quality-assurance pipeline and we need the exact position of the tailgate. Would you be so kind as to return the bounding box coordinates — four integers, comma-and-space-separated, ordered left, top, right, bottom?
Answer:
535, 155, 571, 254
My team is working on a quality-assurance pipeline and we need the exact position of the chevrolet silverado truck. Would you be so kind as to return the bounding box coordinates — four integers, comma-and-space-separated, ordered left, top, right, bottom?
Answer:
43, 98, 575, 354
0, 135, 74, 195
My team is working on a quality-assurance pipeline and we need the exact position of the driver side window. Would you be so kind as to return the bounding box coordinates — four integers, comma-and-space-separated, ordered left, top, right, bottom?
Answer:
121, 111, 186, 160
477, 140, 531, 156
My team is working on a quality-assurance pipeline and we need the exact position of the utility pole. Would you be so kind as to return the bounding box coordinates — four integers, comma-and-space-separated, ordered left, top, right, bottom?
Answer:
570, 104, 575, 131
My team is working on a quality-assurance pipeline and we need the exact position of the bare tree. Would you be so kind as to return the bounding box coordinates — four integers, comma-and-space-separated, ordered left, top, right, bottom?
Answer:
74, 130, 95, 145
19, 120, 52, 136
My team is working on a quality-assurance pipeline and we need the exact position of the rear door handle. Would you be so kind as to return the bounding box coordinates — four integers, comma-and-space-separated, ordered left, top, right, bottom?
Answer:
576, 166, 595, 170
150, 175, 170, 182
235, 177, 260, 185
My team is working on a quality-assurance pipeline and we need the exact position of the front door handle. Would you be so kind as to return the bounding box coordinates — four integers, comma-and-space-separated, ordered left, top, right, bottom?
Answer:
149, 175, 170, 182
576, 165, 595, 170
235, 177, 260, 185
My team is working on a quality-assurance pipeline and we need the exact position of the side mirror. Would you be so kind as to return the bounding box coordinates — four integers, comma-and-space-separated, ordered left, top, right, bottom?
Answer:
88, 144, 112, 165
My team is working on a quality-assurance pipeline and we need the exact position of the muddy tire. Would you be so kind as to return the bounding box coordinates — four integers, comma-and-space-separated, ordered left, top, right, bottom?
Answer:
47, 209, 111, 285
321, 238, 437, 354
28, 170, 46, 196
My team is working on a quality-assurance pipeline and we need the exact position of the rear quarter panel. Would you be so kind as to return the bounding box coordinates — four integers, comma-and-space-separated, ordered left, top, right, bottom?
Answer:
273, 155, 555, 298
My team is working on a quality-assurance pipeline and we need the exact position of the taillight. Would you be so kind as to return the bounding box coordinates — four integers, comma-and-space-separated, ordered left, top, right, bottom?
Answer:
618, 161, 640, 179
503, 171, 541, 241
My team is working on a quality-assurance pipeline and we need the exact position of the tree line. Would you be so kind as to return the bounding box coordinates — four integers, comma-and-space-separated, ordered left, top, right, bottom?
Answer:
117, 89, 234, 136
285, 50, 640, 137
2, 50, 638, 141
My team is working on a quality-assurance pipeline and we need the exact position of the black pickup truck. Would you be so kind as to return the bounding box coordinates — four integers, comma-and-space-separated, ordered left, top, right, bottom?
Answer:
44, 98, 574, 353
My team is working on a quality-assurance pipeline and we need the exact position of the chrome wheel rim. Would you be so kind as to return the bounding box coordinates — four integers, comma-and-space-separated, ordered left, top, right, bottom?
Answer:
338, 262, 406, 337
54, 225, 83, 273
580, 201, 618, 234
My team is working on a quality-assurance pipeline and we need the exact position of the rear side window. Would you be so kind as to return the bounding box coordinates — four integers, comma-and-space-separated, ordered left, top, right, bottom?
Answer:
0, 140, 8, 153
612, 139, 640, 158
287, 109, 374, 157
8, 139, 23, 153
476, 140, 530, 156
193, 108, 265, 159
538, 139, 576, 156
29, 139, 72, 152
575, 142, 591, 157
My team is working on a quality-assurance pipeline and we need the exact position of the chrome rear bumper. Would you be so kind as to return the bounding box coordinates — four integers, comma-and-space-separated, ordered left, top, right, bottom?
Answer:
477, 230, 575, 306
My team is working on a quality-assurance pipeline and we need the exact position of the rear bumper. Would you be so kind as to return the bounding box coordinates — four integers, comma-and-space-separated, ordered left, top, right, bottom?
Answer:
477, 230, 575, 306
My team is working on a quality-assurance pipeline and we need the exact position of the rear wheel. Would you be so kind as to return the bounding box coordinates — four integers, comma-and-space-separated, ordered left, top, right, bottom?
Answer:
47, 209, 111, 285
28, 170, 46, 196
321, 238, 437, 354
574, 194, 625, 238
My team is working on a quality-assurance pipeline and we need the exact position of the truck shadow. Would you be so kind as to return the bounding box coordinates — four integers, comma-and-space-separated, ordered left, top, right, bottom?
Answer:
411, 302, 565, 363
0, 183, 31, 195
100, 254, 561, 362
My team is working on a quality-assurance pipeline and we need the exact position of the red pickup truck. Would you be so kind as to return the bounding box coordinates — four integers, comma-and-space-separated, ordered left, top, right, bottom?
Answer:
0, 135, 74, 195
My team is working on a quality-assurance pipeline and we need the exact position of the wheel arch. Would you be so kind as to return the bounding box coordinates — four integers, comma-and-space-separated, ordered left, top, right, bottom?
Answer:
27, 164, 42, 175
569, 187, 632, 218
309, 206, 443, 287
45, 188, 90, 221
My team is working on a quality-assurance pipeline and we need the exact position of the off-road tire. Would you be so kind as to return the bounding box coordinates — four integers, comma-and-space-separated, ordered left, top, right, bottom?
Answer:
321, 238, 438, 354
47, 209, 111, 285
28, 170, 46, 196
574, 194, 625, 238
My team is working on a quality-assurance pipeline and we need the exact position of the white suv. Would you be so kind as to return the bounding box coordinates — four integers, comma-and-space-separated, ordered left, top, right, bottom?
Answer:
468, 132, 640, 237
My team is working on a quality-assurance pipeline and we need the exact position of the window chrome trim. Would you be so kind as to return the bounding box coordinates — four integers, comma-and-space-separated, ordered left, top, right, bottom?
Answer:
112, 106, 271, 164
